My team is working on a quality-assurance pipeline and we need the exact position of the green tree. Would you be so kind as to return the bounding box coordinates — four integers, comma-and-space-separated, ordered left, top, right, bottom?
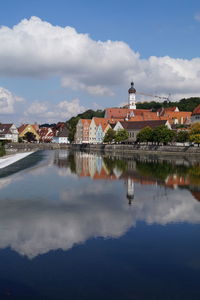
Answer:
152, 125, 175, 145
189, 123, 200, 146
176, 131, 189, 143
137, 126, 153, 143
104, 128, 116, 143
0, 142, 5, 157
114, 129, 128, 143
23, 131, 37, 142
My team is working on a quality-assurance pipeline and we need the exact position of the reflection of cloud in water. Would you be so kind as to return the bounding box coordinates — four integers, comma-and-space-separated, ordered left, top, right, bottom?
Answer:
0, 181, 200, 259
0, 150, 200, 259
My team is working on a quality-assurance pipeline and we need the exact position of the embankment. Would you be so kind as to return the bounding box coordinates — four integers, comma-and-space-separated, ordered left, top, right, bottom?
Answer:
71, 143, 200, 157
5, 142, 200, 157
5, 143, 70, 154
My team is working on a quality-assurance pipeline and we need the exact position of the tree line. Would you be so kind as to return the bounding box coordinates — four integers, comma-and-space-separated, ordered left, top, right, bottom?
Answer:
103, 123, 200, 146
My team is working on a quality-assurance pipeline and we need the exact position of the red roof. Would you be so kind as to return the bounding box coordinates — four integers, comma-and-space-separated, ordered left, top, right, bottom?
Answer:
105, 108, 151, 119
192, 104, 200, 115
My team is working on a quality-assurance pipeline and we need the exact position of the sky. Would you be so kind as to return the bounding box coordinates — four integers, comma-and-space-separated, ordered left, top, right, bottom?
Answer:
0, 0, 200, 124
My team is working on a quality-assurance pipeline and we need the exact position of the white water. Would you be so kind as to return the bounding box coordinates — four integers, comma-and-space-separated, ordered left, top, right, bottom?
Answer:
0, 152, 34, 169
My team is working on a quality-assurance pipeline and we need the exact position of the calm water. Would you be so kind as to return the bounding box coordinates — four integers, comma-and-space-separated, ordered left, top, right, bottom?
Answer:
0, 150, 200, 299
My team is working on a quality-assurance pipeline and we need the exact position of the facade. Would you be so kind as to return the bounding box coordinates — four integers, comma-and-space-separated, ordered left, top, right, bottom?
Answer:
75, 119, 91, 144
0, 124, 18, 142
191, 104, 200, 123
53, 127, 70, 144
18, 124, 40, 141
89, 118, 110, 144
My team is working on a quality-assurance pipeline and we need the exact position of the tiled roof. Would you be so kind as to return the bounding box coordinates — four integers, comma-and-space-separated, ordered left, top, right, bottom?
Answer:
105, 108, 151, 119
81, 119, 92, 125
192, 104, 200, 115
0, 124, 13, 134
119, 120, 168, 130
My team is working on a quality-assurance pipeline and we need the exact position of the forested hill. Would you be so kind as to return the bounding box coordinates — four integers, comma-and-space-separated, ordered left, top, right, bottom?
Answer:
66, 109, 105, 142
137, 97, 200, 112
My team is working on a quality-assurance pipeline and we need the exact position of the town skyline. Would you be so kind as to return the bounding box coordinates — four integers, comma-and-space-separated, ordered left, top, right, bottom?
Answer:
0, 0, 200, 125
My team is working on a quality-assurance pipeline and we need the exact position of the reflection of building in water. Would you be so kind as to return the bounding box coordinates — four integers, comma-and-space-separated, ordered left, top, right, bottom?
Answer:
54, 150, 70, 168
126, 177, 134, 205
165, 174, 190, 189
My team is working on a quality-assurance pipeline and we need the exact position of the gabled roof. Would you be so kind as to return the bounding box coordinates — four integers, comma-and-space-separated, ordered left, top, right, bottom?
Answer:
119, 120, 168, 130
192, 104, 200, 115
0, 124, 14, 134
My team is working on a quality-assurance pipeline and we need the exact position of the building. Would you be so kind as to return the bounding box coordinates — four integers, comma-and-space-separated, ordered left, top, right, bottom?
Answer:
115, 120, 171, 142
75, 119, 91, 144
53, 126, 70, 144
38, 127, 54, 143
191, 104, 200, 123
0, 124, 18, 142
18, 124, 40, 141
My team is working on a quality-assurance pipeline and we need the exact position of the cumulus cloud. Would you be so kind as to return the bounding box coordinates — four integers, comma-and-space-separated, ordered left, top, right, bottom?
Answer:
0, 16, 200, 99
0, 87, 22, 114
24, 98, 86, 122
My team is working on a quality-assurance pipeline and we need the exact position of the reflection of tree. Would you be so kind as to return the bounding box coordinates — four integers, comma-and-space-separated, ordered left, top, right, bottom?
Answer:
103, 157, 128, 174
135, 160, 188, 182
67, 153, 76, 174
188, 165, 200, 185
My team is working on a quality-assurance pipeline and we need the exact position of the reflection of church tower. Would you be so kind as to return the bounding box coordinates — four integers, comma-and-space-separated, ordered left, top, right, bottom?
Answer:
126, 177, 134, 205
128, 82, 136, 109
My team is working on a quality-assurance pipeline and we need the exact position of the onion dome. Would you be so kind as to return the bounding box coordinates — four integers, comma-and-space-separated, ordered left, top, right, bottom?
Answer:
128, 82, 136, 94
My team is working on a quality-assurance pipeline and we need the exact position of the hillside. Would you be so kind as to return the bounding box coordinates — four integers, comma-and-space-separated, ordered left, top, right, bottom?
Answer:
137, 97, 200, 112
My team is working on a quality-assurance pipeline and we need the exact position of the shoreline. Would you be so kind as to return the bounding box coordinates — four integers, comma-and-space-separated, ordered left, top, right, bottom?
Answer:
0, 151, 35, 169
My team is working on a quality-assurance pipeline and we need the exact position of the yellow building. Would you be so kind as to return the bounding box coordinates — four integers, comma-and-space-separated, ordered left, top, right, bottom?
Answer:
18, 124, 40, 141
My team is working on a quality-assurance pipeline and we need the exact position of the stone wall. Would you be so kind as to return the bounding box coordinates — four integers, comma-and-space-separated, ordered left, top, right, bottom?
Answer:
71, 143, 200, 156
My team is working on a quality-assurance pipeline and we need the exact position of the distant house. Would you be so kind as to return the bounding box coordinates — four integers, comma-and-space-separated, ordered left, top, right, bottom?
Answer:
75, 119, 91, 144
0, 124, 18, 142
18, 124, 40, 141
52, 126, 70, 144
157, 107, 191, 125
191, 104, 200, 123
38, 127, 54, 143
115, 120, 171, 142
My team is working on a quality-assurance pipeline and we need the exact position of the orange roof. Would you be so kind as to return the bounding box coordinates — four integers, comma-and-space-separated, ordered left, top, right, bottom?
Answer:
105, 108, 151, 119
162, 111, 191, 124
192, 104, 200, 115
81, 119, 91, 125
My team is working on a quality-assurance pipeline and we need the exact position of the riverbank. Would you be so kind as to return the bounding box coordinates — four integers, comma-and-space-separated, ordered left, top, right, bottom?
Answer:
4, 142, 200, 157
0, 151, 34, 169
71, 143, 200, 156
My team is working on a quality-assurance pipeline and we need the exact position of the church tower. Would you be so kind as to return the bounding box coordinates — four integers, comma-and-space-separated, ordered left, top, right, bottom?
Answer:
128, 82, 136, 109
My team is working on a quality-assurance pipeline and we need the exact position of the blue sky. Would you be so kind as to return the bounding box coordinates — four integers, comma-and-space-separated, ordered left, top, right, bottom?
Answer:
0, 0, 200, 124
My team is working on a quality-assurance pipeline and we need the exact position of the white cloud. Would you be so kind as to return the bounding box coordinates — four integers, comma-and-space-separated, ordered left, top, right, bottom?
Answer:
0, 16, 200, 100
0, 87, 19, 114
194, 13, 200, 22
24, 98, 86, 122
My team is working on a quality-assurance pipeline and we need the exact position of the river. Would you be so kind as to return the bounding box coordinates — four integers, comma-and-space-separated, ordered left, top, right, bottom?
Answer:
0, 150, 200, 299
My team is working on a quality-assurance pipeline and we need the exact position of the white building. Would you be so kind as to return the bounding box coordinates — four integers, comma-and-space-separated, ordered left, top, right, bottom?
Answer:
0, 124, 18, 142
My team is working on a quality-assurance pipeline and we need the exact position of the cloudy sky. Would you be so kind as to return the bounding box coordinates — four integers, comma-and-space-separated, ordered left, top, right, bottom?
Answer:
0, 0, 200, 124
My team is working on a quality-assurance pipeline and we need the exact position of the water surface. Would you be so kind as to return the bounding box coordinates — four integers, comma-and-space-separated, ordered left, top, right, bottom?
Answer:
0, 150, 200, 299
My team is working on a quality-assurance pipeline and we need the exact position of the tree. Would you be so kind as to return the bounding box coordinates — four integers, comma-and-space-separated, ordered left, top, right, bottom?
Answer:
152, 125, 175, 145
176, 131, 189, 143
189, 123, 200, 146
103, 128, 116, 143
137, 126, 153, 143
23, 131, 37, 142
114, 129, 128, 143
